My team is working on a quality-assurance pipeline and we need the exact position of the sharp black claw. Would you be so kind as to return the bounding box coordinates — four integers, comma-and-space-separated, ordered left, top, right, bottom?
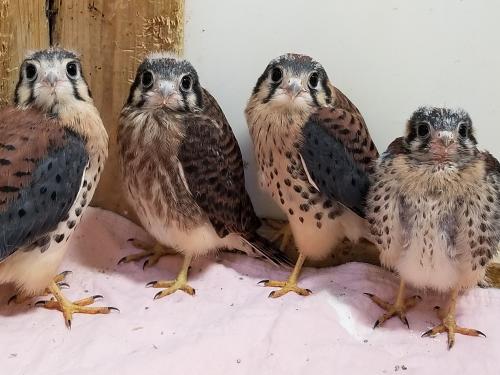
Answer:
58, 282, 70, 289
92, 295, 104, 300
422, 329, 433, 338
142, 260, 149, 270
34, 300, 46, 307
402, 316, 410, 329
363, 292, 374, 298
127, 238, 135, 242
373, 320, 380, 329
415, 295, 422, 301
117, 257, 127, 265
306, 289, 313, 294
66, 319, 72, 330
60, 270, 72, 277
146, 281, 157, 288
7, 295, 17, 305
153, 291, 163, 300
258, 280, 269, 285
268, 291, 275, 298
192, 289, 196, 296
447, 340, 454, 350
108, 307, 120, 313
476, 330, 486, 338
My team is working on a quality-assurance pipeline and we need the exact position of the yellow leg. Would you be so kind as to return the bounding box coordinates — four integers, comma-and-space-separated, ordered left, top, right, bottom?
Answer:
422, 288, 485, 350
146, 254, 195, 299
36, 281, 118, 329
259, 252, 311, 298
365, 280, 421, 329
118, 239, 174, 269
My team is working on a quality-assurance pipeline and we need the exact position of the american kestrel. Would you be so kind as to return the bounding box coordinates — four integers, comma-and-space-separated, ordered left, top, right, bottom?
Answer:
245, 54, 378, 297
366, 107, 500, 349
0, 48, 113, 327
117, 53, 291, 299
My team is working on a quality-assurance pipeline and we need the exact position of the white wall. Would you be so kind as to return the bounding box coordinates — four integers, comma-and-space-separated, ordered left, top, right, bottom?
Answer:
184, 0, 500, 218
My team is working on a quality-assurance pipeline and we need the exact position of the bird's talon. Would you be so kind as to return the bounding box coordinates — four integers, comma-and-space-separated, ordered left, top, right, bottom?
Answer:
258, 279, 269, 285
146, 281, 157, 288
57, 282, 70, 289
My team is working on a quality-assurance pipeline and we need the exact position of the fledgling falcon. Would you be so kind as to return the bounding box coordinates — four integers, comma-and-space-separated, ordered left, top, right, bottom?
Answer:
0, 48, 113, 327
366, 107, 500, 349
117, 53, 291, 299
245, 54, 378, 297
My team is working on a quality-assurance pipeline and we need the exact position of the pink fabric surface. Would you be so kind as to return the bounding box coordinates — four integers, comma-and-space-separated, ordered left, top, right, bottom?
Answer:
1, 208, 499, 375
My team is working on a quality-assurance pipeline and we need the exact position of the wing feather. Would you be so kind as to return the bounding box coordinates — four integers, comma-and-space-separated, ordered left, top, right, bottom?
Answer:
0, 107, 88, 261
299, 105, 378, 217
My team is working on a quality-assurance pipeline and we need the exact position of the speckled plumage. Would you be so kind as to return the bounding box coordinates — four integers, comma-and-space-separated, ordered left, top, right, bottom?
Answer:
365, 107, 500, 348
367, 107, 500, 291
246, 54, 377, 261
118, 54, 290, 279
0, 48, 108, 298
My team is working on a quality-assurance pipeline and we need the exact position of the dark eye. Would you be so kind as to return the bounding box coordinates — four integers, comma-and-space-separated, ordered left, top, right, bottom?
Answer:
308, 72, 319, 89
25, 63, 37, 81
181, 75, 192, 91
417, 123, 430, 138
141, 71, 153, 88
66, 62, 78, 78
458, 123, 468, 138
270, 67, 283, 83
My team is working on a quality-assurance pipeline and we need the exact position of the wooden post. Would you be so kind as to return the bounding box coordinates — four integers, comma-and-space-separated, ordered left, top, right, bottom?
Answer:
51, 0, 184, 221
0, 0, 49, 107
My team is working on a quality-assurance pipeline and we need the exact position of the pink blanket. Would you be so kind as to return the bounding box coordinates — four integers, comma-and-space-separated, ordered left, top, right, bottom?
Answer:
1, 208, 499, 374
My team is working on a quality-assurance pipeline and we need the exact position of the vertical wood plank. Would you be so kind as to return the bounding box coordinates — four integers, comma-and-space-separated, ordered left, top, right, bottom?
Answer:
52, 0, 184, 221
0, 0, 49, 107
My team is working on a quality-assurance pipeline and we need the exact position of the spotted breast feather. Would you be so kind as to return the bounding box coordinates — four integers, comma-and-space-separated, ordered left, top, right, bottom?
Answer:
0, 107, 88, 261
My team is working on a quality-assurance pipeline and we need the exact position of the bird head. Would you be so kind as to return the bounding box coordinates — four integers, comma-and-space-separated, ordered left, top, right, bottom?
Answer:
404, 107, 478, 169
250, 53, 333, 112
14, 48, 93, 113
126, 53, 203, 112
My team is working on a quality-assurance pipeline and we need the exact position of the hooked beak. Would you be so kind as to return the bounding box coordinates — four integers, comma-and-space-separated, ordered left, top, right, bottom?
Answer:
284, 78, 303, 98
438, 131, 455, 147
43, 70, 59, 87
158, 81, 175, 99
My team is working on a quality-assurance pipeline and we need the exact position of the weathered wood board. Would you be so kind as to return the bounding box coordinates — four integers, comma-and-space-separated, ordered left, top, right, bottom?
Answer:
0, 0, 49, 106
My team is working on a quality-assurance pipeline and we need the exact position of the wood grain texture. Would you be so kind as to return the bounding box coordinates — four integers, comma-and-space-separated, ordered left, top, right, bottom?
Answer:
52, 0, 184, 222
0, 0, 49, 107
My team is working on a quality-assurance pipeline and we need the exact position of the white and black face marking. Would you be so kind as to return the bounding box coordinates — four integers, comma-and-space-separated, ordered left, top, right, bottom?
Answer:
14, 48, 92, 114
126, 53, 203, 112
404, 107, 478, 168
251, 53, 332, 111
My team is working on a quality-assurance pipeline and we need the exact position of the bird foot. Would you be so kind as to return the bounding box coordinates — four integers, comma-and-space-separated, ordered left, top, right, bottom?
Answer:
259, 279, 312, 298
422, 307, 485, 350
7, 270, 72, 305
364, 292, 421, 329
36, 292, 118, 329
146, 279, 195, 299
118, 239, 174, 269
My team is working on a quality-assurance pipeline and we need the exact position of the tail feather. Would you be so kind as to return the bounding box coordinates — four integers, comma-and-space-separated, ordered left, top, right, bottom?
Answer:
241, 232, 293, 267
